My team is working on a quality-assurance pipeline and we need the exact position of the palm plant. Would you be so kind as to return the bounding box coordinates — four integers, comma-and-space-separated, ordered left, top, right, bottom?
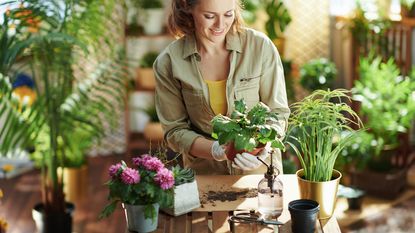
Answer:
286, 89, 362, 182
0, 0, 130, 231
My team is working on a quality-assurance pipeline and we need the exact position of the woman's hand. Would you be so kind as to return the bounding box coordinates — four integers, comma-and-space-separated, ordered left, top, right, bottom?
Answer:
232, 146, 270, 170
211, 141, 227, 161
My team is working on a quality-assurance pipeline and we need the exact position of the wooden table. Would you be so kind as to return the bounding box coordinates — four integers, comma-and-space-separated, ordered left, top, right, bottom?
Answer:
159, 175, 341, 233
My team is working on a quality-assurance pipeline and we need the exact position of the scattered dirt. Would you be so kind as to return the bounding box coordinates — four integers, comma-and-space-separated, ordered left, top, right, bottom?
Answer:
199, 186, 258, 207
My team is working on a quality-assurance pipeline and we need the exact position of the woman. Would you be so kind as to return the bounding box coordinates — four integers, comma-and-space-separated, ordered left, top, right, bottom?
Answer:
154, 0, 290, 175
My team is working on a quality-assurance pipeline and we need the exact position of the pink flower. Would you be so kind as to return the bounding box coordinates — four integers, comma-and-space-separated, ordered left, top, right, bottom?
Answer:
132, 157, 141, 166
109, 163, 122, 177
154, 168, 174, 190
121, 168, 140, 184
140, 155, 164, 171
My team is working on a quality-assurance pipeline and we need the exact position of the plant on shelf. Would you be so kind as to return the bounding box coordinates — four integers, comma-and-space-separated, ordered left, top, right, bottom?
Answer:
286, 89, 362, 219
143, 104, 164, 142
211, 99, 285, 161
136, 51, 159, 90
300, 58, 337, 92
0, 1, 130, 232
140, 51, 159, 68
99, 154, 174, 232
133, 0, 165, 35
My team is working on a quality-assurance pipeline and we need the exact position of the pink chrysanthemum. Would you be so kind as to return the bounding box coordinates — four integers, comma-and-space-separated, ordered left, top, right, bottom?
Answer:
154, 168, 174, 190
121, 168, 140, 184
132, 157, 141, 166
108, 163, 122, 177
140, 155, 164, 172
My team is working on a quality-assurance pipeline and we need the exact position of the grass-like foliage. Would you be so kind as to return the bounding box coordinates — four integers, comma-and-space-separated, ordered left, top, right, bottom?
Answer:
286, 89, 362, 182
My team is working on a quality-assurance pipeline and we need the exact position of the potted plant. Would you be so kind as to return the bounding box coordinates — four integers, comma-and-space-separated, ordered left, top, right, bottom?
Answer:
143, 104, 164, 142
241, 0, 261, 25
286, 89, 362, 219
401, 0, 415, 18
162, 165, 201, 216
136, 51, 158, 90
211, 99, 285, 161
0, 1, 129, 232
99, 154, 174, 232
299, 58, 337, 92
263, 0, 292, 56
350, 55, 415, 199
134, 0, 165, 35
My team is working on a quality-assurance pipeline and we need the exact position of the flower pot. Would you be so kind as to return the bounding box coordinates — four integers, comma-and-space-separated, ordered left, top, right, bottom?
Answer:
32, 202, 75, 233
143, 122, 164, 142
60, 165, 88, 203
136, 68, 156, 90
122, 203, 159, 233
138, 9, 165, 35
288, 199, 320, 233
162, 180, 201, 216
296, 169, 341, 219
225, 142, 265, 161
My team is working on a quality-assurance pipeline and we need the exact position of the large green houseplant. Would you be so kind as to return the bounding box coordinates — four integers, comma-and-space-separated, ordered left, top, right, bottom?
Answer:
286, 89, 362, 218
349, 55, 415, 198
299, 58, 337, 92
0, 1, 129, 232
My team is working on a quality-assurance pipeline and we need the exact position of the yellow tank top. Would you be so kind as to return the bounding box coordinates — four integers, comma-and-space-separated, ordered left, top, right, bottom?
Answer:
205, 79, 227, 115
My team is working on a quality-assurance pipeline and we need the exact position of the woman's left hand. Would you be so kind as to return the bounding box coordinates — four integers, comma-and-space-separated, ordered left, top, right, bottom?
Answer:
232, 147, 269, 170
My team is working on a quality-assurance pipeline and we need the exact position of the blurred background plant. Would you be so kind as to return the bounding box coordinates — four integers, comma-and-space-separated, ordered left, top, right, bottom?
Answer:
300, 58, 338, 92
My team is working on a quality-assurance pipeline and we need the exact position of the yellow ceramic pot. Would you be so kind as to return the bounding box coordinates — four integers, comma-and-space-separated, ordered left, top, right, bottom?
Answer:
296, 169, 341, 219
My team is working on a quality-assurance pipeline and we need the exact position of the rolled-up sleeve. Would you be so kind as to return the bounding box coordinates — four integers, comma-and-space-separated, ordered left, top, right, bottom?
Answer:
154, 51, 202, 155
259, 38, 290, 138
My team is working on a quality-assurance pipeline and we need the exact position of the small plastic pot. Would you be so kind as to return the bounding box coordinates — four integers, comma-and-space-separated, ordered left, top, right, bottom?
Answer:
288, 199, 320, 233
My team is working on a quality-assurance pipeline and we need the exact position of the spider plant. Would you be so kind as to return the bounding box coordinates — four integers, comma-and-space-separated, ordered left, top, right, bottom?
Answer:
286, 89, 362, 182
0, 1, 130, 231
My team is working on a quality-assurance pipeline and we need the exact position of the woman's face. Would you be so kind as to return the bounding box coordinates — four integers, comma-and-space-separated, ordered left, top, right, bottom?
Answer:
191, 0, 236, 44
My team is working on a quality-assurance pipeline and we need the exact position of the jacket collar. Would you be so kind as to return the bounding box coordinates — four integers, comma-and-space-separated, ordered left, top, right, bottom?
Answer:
182, 31, 243, 59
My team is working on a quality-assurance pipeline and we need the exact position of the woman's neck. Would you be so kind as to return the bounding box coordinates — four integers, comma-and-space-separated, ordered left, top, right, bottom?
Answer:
195, 35, 226, 56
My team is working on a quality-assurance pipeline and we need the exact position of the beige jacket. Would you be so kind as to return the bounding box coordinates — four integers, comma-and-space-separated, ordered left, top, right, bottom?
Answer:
154, 28, 290, 175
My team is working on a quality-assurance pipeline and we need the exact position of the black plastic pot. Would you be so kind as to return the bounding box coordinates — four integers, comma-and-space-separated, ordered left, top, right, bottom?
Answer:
288, 199, 320, 233
32, 202, 75, 233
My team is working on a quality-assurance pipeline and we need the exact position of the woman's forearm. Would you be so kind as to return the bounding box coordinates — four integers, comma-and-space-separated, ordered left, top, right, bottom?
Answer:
189, 137, 215, 160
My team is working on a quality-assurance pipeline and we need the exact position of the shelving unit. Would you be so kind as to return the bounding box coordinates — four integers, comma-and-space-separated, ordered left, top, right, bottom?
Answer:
124, 30, 174, 156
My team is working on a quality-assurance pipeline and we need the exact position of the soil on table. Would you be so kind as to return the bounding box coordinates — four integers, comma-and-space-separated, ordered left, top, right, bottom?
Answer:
200, 185, 258, 207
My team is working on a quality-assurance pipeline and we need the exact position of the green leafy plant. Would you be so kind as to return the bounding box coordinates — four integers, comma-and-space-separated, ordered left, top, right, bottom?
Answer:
140, 51, 159, 68
264, 0, 292, 40
241, 0, 261, 24
211, 99, 285, 154
99, 155, 174, 222
352, 55, 415, 171
143, 104, 159, 122
0, 1, 130, 229
286, 89, 362, 182
300, 58, 337, 92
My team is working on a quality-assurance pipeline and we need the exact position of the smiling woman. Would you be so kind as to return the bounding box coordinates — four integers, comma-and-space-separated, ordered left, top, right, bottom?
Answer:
154, 0, 290, 175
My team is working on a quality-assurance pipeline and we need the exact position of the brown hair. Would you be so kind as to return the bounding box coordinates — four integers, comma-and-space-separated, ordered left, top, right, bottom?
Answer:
167, 0, 245, 38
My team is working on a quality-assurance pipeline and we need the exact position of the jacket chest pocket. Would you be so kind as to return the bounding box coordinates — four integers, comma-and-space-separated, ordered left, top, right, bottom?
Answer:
235, 75, 260, 109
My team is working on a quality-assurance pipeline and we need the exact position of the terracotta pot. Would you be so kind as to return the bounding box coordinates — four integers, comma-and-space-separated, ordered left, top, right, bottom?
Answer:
225, 142, 265, 161
143, 122, 164, 142
136, 68, 156, 90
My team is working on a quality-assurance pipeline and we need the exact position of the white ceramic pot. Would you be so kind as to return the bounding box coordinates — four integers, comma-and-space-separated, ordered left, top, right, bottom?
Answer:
139, 9, 165, 35
162, 180, 201, 216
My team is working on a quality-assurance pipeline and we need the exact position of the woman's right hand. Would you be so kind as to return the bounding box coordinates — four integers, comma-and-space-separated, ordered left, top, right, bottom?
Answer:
211, 141, 227, 161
